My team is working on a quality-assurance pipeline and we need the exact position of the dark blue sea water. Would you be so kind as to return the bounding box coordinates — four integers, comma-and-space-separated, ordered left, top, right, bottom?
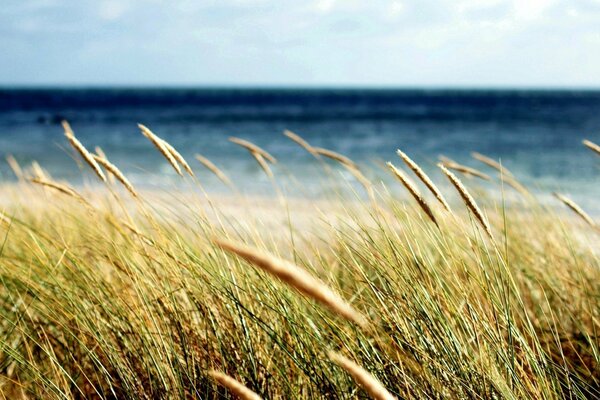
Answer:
1, 88, 599, 211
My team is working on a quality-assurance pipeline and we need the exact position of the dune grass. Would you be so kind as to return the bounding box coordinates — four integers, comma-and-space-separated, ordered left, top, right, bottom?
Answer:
0, 127, 598, 399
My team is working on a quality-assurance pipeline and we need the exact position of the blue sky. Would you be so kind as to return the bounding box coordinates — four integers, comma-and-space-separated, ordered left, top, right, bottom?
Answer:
2, 0, 600, 87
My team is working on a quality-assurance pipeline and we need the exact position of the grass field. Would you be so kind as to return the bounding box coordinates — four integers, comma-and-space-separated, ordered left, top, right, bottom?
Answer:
0, 125, 598, 399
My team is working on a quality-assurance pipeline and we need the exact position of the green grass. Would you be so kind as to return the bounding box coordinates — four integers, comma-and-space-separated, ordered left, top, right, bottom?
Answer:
0, 146, 598, 399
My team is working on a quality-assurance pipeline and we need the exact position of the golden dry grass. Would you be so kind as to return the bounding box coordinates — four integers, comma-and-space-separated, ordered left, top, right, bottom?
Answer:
0, 127, 598, 399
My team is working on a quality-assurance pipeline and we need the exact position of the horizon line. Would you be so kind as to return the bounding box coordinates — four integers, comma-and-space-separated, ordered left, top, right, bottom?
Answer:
3, 83, 600, 91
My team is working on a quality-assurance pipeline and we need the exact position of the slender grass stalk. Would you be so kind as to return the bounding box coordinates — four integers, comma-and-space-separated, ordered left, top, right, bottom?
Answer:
553, 193, 596, 227
6, 155, 23, 181
396, 149, 452, 212
229, 137, 277, 164
138, 124, 183, 176
387, 162, 438, 226
283, 129, 316, 155
471, 152, 514, 177
582, 139, 600, 156
208, 371, 262, 400
441, 161, 491, 181
312, 147, 357, 169
328, 352, 396, 400
439, 164, 493, 239
213, 238, 368, 328
62, 121, 106, 182
92, 155, 138, 198
195, 154, 233, 187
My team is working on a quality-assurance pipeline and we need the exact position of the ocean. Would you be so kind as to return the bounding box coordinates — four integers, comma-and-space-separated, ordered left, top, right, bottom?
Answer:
1, 88, 599, 212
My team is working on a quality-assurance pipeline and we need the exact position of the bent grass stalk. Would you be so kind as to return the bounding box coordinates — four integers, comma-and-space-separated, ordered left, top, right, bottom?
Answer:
229, 137, 277, 164
251, 152, 274, 179
161, 140, 194, 177
208, 371, 262, 400
439, 164, 493, 239
92, 155, 138, 198
328, 352, 397, 400
95, 146, 116, 184
441, 161, 491, 181
6, 155, 23, 181
553, 193, 596, 228
62, 120, 106, 182
582, 139, 600, 156
213, 238, 368, 328
312, 147, 357, 169
283, 129, 316, 155
471, 151, 514, 177
396, 149, 452, 213
387, 162, 438, 226
138, 124, 183, 176
30, 178, 92, 207
195, 154, 233, 187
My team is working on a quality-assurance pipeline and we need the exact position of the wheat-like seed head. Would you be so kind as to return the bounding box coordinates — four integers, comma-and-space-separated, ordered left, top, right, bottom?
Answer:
583, 139, 600, 156
92, 155, 138, 198
554, 193, 596, 228
138, 124, 183, 176
312, 147, 357, 169
229, 137, 277, 163
283, 129, 316, 155
251, 152, 274, 179
213, 238, 368, 328
160, 140, 194, 176
441, 161, 491, 181
439, 164, 493, 239
471, 152, 514, 177
195, 154, 232, 187
328, 352, 397, 400
30, 178, 92, 207
396, 149, 452, 213
208, 371, 262, 400
30, 161, 49, 180
387, 162, 438, 226
62, 121, 106, 182
94, 147, 116, 184
6, 155, 23, 181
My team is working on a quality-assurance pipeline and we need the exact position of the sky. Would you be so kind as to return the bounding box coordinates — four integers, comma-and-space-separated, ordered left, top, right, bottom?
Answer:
2, 0, 600, 87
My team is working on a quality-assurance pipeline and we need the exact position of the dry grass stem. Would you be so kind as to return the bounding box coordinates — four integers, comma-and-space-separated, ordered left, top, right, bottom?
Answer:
213, 238, 368, 328
471, 152, 514, 177
312, 147, 357, 168
229, 137, 277, 164
441, 161, 491, 181
161, 140, 194, 176
62, 121, 106, 182
6, 155, 23, 181
208, 371, 262, 400
439, 164, 493, 239
93, 155, 138, 198
387, 162, 438, 226
195, 154, 233, 187
251, 152, 274, 179
583, 139, 600, 156
328, 352, 397, 400
30, 161, 49, 180
283, 129, 316, 155
94, 147, 116, 184
396, 149, 452, 213
30, 178, 91, 207
138, 124, 183, 176
554, 193, 596, 227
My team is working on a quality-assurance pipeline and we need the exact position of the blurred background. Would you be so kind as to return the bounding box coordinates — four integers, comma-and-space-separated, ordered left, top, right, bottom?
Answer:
1, 1, 600, 210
